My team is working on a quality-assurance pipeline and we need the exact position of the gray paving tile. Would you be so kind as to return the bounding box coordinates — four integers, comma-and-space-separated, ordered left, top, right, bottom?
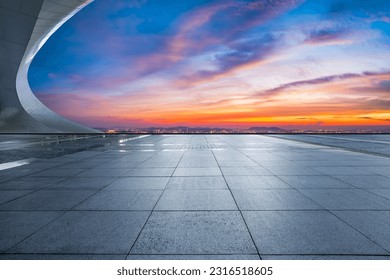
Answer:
243, 211, 387, 255
333, 175, 390, 189
155, 190, 237, 210
138, 160, 180, 168
105, 177, 169, 190
131, 211, 257, 254
0, 254, 126, 260
29, 168, 86, 177
95, 161, 140, 169
311, 167, 374, 175
173, 167, 222, 176
127, 254, 260, 260
332, 211, 390, 252
299, 189, 390, 210
0, 190, 95, 210
0, 211, 63, 253
49, 177, 116, 190
221, 166, 272, 176
166, 177, 228, 190
0, 190, 33, 205
217, 160, 258, 167
0, 177, 65, 190
232, 189, 321, 210
76, 168, 129, 177
367, 189, 390, 200
225, 176, 291, 189
251, 160, 294, 167
279, 175, 353, 189
124, 168, 174, 177
9, 211, 150, 254
264, 166, 322, 175
75, 190, 163, 210
361, 167, 390, 175
178, 159, 218, 167
261, 255, 390, 260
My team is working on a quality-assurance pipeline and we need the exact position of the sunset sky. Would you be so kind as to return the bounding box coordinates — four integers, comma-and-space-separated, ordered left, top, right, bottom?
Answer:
29, 0, 390, 129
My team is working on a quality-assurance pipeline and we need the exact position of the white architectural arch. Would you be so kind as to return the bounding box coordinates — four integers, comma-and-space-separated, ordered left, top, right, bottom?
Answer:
0, 0, 99, 132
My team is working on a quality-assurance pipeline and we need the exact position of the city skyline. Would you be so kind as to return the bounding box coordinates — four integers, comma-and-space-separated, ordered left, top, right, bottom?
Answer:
29, 0, 390, 130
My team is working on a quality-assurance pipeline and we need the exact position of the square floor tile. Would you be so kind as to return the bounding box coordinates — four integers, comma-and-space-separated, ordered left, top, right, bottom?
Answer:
232, 189, 321, 210
76, 168, 129, 177
311, 167, 374, 175
332, 211, 390, 252
299, 189, 390, 210
333, 175, 390, 189
0, 254, 126, 260
173, 167, 222, 176
242, 211, 387, 255
49, 177, 116, 190
75, 190, 162, 210
264, 166, 321, 176
178, 159, 218, 168
279, 176, 352, 189
367, 189, 390, 200
29, 168, 86, 177
0, 190, 33, 205
221, 166, 272, 176
9, 211, 150, 254
127, 254, 260, 260
0, 211, 63, 253
225, 176, 291, 189
124, 168, 174, 177
130, 211, 257, 254
166, 177, 228, 190
0, 190, 95, 210
105, 177, 169, 190
155, 190, 237, 210
0, 177, 65, 190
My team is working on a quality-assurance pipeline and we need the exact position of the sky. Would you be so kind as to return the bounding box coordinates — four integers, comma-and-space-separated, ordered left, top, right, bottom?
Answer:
29, 0, 390, 129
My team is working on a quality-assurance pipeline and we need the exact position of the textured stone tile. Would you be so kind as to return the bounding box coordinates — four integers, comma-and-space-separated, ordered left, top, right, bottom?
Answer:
232, 189, 321, 210
0, 177, 65, 190
367, 189, 390, 200
166, 177, 228, 190
173, 167, 222, 176
261, 255, 390, 260
75, 190, 162, 210
264, 166, 322, 175
333, 175, 390, 189
0, 254, 126, 260
0, 211, 63, 253
221, 166, 272, 176
155, 190, 237, 210
0, 190, 32, 205
225, 176, 291, 189
311, 167, 374, 175
76, 168, 129, 177
131, 211, 257, 254
299, 189, 390, 210
332, 211, 390, 251
127, 254, 260, 260
29, 168, 86, 177
279, 175, 352, 189
0, 190, 95, 210
9, 211, 150, 254
105, 177, 169, 190
49, 177, 116, 190
243, 211, 387, 255
124, 168, 174, 177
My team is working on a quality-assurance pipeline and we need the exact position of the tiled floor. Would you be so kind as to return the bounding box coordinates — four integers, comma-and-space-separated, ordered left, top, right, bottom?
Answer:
1, 134, 390, 260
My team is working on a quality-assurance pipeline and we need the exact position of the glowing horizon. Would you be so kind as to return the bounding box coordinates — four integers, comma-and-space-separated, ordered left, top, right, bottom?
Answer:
29, 0, 390, 129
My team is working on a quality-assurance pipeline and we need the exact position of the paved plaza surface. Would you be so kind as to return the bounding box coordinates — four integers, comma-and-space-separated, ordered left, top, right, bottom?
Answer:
0, 134, 390, 260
